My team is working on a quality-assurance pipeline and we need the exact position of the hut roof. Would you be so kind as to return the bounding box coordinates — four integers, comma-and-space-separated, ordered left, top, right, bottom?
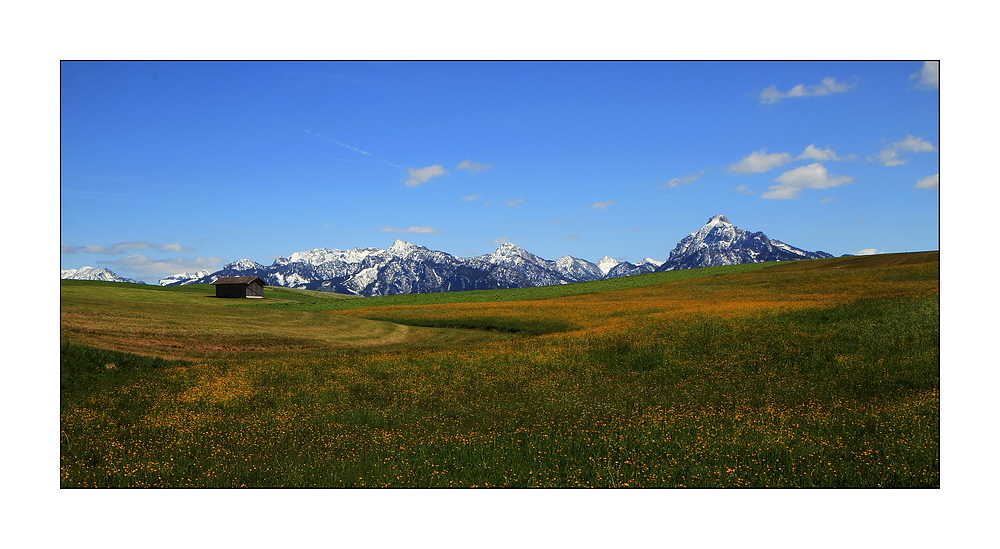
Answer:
212, 276, 267, 286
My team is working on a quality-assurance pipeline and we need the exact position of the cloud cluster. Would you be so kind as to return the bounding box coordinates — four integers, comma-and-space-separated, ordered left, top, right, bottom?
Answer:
460, 194, 482, 201
759, 77, 853, 104
762, 163, 855, 199
456, 160, 492, 173
96, 255, 222, 276
589, 200, 615, 210
910, 61, 939, 89
62, 241, 195, 254
876, 135, 936, 166
915, 174, 939, 190
404, 165, 448, 187
728, 149, 794, 174
379, 226, 440, 234
664, 171, 704, 188
405, 159, 492, 187
797, 144, 842, 162
506, 197, 525, 207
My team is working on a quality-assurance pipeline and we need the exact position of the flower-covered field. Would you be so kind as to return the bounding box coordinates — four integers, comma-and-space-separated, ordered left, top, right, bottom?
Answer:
60, 252, 939, 487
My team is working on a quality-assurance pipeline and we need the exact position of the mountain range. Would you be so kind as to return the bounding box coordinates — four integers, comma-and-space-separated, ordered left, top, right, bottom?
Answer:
60, 266, 146, 285
62, 215, 833, 296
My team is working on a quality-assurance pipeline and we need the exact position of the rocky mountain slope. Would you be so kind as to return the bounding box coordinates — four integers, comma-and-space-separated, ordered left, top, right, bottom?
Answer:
656, 215, 832, 271
150, 215, 831, 296
60, 266, 146, 284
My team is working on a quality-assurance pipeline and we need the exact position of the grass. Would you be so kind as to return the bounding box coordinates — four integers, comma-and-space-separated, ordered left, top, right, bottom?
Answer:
60, 252, 938, 487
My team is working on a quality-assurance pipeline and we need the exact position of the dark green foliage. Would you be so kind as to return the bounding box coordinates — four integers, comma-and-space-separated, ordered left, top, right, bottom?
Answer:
60, 341, 189, 395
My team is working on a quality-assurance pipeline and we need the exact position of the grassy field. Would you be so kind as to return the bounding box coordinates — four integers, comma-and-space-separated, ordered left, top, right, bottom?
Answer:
60, 251, 939, 487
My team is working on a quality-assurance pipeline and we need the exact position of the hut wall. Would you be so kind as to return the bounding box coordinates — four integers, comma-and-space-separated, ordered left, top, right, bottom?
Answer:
216, 284, 246, 298
247, 281, 264, 297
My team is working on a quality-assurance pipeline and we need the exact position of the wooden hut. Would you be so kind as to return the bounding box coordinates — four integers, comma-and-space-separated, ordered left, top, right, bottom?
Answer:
212, 276, 267, 298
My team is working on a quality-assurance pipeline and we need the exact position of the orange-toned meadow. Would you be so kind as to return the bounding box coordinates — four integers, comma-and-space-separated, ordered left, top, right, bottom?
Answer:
61, 255, 939, 487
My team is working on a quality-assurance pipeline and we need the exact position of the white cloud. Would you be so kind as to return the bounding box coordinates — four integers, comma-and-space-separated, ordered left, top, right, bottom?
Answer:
112, 241, 158, 252
797, 144, 841, 161
67, 241, 176, 254
379, 226, 441, 234
404, 165, 447, 187
915, 174, 939, 189
456, 160, 492, 173
856, 248, 878, 256
762, 163, 855, 199
734, 184, 754, 195
910, 61, 939, 89
460, 194, 482, 201
97, 254, 223, 276
81, 244, 116, 253
664, 171, 704, 188
759, 77, 854, 104
876, 135, 936, 166
728, 149, 794, 174
492, 237, 510, 244
506, 197, 525, 207
589, 200, 615, 210
819, 197, 836, 204
159, 243, 195, 252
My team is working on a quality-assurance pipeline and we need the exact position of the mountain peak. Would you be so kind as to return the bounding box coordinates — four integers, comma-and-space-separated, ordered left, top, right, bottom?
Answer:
224, 258, 265, 270
596, 256, 621, 275
660, 214, 831, 271
389, 239, 416, 251
494, 242, 525, 253
61, 266, 144, 284
388, 240, 427, 256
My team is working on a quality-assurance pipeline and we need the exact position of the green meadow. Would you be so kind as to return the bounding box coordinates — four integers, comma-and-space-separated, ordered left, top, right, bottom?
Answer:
60, 252, 939, 487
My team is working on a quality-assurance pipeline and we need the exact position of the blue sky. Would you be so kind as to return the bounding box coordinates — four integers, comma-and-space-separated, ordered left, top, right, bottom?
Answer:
61, 61, 939, 281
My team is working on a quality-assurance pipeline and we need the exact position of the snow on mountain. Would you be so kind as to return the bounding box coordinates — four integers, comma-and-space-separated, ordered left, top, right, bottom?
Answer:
152, 215, 832, 296
596, 256, 621, 275
275, 247, 380, 266
224, 258, 266, 270
603, 256, 665, 279
61, 266, 145, 284
157, 270, 210, 286
553, 255, 604, 282
656, 214, 832, 271
605, 260, 658, 279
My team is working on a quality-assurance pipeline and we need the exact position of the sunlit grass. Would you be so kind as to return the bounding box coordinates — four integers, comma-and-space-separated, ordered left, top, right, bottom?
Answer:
60, 253, 938, 487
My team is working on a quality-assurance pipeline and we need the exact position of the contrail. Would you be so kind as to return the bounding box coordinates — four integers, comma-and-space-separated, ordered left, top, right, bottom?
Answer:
304, 129, 402, 168
332, 158, 392, 165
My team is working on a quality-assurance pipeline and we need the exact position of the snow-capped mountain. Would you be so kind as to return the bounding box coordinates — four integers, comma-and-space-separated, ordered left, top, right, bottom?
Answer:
154, 215, 832, 296
596, 256, 621, 275
596, 256, 665, 279
159, 240, 605, 296
61, 266, 145, 284
656, 215, 832, 271
553, 255, 605, 282
157, 270, 211, 286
